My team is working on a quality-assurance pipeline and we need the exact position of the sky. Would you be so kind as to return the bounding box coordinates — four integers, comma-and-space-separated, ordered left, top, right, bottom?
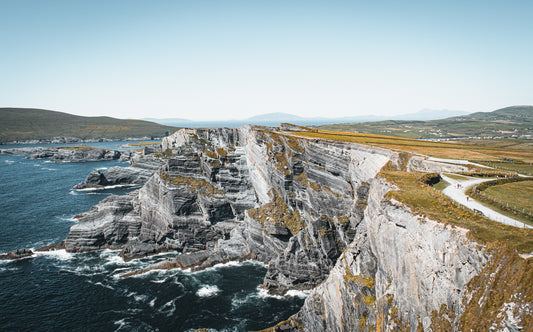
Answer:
1, 0, 532, 120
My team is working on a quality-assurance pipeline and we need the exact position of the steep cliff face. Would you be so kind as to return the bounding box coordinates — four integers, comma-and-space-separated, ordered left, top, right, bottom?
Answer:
292, 177, 490, 331
63, 126, 532, 331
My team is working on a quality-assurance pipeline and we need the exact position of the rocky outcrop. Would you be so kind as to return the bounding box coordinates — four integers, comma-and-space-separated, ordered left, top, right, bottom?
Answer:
0, 146, 122, 162
73, 157, 164, 189
61, 125, 532, 331
0, 248, 34, 260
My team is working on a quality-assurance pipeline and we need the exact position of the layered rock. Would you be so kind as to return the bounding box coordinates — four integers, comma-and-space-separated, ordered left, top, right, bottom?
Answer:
0, 146, 122, 162
73, 157, 164, 189
61, 125, 532, 331
292, 177, 489, 331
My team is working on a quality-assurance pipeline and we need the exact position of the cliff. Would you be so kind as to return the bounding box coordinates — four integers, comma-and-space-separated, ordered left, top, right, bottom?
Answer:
63, 126, 533, 331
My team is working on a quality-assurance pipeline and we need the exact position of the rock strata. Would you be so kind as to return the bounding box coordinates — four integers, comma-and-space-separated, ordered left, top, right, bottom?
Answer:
60, 125, 533, 331
0, 146, 123, 162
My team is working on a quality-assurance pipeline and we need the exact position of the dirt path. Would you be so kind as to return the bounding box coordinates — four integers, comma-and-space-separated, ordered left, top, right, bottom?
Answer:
440, 174, 531, 229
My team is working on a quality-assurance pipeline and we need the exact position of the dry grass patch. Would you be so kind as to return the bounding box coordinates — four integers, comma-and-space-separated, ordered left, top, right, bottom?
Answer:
290, 129, 533, 163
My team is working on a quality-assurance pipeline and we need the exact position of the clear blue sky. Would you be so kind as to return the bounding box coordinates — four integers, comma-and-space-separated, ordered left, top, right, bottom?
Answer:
1, 0, 532, 120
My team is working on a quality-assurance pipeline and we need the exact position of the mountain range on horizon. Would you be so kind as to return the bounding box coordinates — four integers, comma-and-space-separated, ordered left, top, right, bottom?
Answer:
1, 106, 530, 143
143, 109, 470, 127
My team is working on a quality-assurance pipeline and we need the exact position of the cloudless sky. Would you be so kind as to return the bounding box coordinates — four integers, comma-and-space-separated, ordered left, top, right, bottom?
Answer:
1, 0, 532, 120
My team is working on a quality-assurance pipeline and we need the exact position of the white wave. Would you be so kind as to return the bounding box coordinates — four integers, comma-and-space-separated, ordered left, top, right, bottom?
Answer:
190, 259, 265, 274
41, 167, 57, 171
257, 287, 283, 300
231, 294, 251, 309
196, 285, 221, 297
90, 281, 115, 290
74, 184, 140, 192
57, 216, 78, 222
4, 160, 15, 164
69, 190, 79, 195
149, 298, 156, 307
68, 264, 104, 276
256, 286, 310, 300
100, 250, 125, 266
97, 167, 108, 171
285, 289, 311, 298
126, 291, 148, 302
35, 249, 73, 261
160, 299, 177, 317
114, 318, 129, 330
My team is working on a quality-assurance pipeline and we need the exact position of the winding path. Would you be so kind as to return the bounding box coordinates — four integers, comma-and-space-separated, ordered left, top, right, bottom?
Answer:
440, 174, 532, 229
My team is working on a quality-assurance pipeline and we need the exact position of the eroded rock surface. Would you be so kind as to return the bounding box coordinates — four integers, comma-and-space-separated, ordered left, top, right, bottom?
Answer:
61, 125, 532, 331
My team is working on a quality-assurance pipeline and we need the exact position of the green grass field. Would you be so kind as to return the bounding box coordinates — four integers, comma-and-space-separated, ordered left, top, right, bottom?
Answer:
477, 180, 533, 225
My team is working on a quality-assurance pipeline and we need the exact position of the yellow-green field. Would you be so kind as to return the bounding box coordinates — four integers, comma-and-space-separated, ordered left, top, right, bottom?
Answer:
289, 130, 533, 164
477, 180, 533, 225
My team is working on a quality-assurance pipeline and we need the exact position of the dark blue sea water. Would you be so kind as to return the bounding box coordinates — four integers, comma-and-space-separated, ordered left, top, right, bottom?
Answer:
0, 142, 305, 331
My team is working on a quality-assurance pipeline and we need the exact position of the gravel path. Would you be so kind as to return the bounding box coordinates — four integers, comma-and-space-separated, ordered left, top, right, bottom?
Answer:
440, 174, 531, 229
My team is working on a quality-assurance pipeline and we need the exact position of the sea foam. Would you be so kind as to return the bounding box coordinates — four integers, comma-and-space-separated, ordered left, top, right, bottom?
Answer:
196, 285, 221, 297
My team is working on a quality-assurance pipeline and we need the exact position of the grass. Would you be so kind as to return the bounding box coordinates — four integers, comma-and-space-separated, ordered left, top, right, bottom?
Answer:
127, 142, 161, 146
470, 180, 533, 225
474, 161, 533, 175
460, 246, 533, 331
443, 173, 471, 181
484, 180, 533, 213
247, 190, 304, 235
0, 108, 177, 142
381, 171, 533, 253
159, 172, 224, 195
288, 129, 533, 163
432, 178, 450, 191
57, 145, 104, 151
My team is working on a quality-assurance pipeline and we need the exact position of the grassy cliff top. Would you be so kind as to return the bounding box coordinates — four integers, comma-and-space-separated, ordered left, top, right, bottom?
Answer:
287, 129, 533, 164
0, 108, 178, 142
382, 171, 533, 253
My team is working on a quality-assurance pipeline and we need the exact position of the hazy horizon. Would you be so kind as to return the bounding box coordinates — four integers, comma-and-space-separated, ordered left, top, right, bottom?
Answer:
1, 1, 531, 120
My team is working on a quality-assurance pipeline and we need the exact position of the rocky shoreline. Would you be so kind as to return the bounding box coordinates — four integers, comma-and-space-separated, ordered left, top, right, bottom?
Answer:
4, 125, 531, 331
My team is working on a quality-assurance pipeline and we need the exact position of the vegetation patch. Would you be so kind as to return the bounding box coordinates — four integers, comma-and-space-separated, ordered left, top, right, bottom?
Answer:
459, 246, 533, 331
381, 171, 533, 253
58, 145, 104, 151
127, 141, 161, 147
160, 172, 224, 195
429, 304, 456, 331
467, 178, 533, 224
343, 265, 375, 289
291, 129, 533, 163
0, 107, 176, 142
247, 190, 305, 235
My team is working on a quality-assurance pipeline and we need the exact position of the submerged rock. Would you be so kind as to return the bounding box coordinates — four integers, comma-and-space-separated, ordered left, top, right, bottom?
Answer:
0, 248, 34, 260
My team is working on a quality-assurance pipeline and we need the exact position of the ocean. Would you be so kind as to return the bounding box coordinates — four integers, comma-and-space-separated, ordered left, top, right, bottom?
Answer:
0, 142, 305, 331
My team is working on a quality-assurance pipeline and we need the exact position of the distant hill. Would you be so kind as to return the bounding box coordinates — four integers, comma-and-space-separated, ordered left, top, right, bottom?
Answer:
145, 109, 470, 128
0, 108, 179, 143
318, 106, 533, 139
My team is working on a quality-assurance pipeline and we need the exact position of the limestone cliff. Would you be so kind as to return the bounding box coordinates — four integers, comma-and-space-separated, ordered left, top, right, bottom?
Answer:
63, 126, 533, 331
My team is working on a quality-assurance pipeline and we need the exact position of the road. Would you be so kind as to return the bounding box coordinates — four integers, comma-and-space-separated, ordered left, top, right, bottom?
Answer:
440, 174, 532, 229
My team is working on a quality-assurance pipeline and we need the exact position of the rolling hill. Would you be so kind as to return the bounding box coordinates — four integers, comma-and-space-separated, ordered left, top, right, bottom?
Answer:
0, 108, 179, 143
318, 106, 533, 139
